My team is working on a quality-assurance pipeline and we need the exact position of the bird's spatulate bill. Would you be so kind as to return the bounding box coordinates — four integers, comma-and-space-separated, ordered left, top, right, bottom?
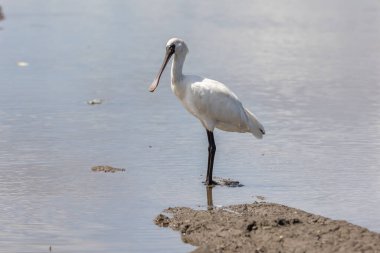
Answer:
149, 48, 174, 92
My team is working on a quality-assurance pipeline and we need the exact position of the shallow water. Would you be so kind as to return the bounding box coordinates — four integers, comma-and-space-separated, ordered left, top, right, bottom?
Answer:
0, 0, 380, 252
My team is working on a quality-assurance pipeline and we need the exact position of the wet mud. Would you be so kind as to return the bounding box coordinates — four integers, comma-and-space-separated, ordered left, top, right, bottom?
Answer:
155, 189, 380, 253
91, 165, 125, 173
212, 177, 243, 187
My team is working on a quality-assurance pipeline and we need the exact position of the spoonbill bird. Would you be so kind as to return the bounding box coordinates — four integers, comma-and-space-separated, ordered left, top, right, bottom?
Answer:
149, 38, 265, 186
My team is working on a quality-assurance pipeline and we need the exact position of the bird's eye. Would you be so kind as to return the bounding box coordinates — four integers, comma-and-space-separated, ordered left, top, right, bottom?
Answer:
167, 44, 175, 52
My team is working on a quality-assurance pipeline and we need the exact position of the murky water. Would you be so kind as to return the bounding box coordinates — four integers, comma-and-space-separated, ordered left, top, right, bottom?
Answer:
1, 0, 380, 252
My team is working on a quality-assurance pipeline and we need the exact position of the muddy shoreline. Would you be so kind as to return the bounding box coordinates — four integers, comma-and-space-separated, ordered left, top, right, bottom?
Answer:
155, 201, 380, 253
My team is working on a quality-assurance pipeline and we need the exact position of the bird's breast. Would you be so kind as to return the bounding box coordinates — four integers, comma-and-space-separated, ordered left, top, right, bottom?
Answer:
171, 82, 186, 100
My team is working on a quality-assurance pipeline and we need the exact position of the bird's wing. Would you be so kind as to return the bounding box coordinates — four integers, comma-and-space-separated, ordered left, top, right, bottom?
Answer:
189, 78, 251, 132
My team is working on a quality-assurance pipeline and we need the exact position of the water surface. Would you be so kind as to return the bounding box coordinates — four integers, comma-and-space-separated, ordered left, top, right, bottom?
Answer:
0, 0, 380, 252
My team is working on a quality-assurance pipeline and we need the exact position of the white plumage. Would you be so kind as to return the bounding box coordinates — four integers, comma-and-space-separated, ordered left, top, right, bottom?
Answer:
176, 75, 265, 138
149, 38, 265, 185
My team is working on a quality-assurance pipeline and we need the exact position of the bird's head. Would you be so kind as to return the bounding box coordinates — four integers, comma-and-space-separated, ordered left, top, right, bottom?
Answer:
166, 37, 189, 56
149, 38, 188, 92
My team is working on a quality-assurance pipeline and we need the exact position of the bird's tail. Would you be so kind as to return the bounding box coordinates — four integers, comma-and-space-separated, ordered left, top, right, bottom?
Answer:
244, 108, 265, 139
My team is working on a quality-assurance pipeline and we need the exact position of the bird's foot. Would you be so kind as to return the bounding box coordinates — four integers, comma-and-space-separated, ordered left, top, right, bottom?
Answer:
203, 179, 219, 187
203, 177, 244, 187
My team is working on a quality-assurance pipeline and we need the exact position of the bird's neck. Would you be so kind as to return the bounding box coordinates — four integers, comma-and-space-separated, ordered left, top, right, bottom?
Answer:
171, 53, 186, 84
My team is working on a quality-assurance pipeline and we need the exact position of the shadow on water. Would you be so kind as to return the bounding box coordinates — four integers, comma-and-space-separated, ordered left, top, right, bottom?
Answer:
0, 6, 4, 21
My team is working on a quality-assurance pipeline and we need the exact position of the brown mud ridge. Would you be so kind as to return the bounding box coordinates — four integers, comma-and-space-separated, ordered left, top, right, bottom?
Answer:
155, 202, 380, 253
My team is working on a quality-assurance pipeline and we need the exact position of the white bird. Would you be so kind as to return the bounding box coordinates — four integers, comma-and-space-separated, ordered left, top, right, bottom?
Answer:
149, 38, 265, 186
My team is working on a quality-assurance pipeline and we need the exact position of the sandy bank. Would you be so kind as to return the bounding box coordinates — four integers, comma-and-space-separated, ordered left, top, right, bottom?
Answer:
155, 201, 380, 253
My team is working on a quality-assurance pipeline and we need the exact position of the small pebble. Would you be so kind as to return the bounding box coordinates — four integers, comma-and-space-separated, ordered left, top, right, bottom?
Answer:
87, 98, 103, 105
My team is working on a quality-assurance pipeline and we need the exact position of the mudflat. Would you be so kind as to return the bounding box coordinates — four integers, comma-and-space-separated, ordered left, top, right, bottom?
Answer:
155, 202, 380, 253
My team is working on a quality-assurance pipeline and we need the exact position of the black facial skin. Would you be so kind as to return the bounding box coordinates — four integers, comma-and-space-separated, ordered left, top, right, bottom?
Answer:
167, 44, 175, 54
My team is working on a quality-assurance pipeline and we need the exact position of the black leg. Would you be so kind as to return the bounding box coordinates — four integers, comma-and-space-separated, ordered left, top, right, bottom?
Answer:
206, 130, 216, 185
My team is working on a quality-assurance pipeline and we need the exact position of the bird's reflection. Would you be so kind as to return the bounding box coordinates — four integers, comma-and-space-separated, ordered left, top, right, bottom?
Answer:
206, 186, 214, 210
0, 6, 5, 22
